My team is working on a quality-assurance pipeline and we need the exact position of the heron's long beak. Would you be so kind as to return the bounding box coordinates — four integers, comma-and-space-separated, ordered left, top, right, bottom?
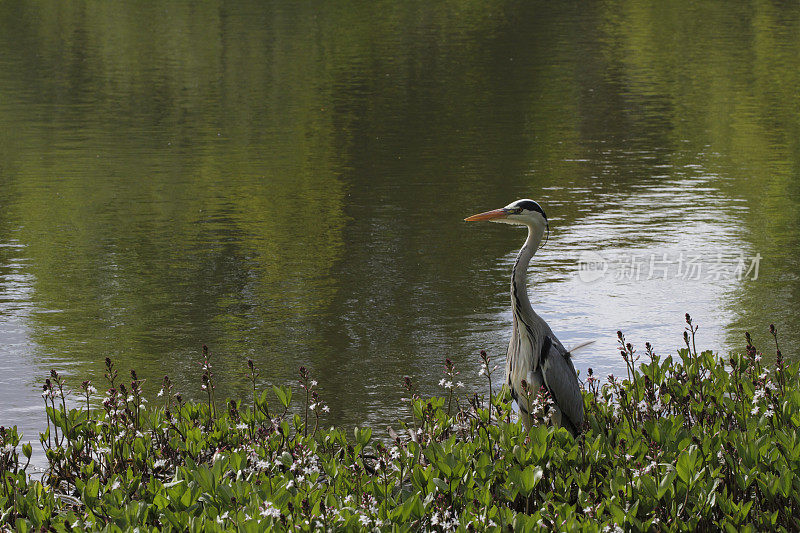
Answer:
464, 208, 507, 222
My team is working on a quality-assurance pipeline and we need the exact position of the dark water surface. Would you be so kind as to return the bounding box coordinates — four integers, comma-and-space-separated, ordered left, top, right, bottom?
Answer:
2, 1, 800, 444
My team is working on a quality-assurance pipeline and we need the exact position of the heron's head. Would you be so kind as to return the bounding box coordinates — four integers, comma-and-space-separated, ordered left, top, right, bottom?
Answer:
464, 199, 548, 231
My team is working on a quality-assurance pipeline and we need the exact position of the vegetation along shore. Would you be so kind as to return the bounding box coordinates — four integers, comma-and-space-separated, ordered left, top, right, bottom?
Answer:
1, 316, 797, 531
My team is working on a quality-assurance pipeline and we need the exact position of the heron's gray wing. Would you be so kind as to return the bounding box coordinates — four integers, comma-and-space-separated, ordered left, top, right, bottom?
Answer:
541, 337, 584, 433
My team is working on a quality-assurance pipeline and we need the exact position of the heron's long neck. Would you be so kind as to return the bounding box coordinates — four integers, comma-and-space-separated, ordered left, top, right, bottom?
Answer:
511, 225, 543, 318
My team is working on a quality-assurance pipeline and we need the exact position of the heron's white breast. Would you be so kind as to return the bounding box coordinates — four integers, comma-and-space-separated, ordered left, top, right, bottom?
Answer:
505, 322, 541, 395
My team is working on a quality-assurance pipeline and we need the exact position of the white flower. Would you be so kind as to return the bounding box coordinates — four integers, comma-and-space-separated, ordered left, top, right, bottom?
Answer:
297, 475, 305, 483
216, 511, 229, 524
286, 480, 295, 489
255, 460, 270, 470
478, 367, 486, 376
431, 512, 440, 525
154, 459, 168, 469
439, 378, 446, 387
309, 403, 316, 411
751, 405, 760, 416
443, 381, 453, 389
755, 354, 762, 363
765, 408, 774, 417
322, 405, 330, 413
260, 502, 280, 519
157, 389, 164, 397
261, 507, 277, 518
236, 423, 247, 430
87, 385, 97, 394
754, 389, 765, 401
1, 445, 14, 454
343, 495, 353, 505
390, 447, 401, 460
359, 515, 370, 526
456, 381, 464, 388
310, 380, 318, 387
110, 480, 121, 491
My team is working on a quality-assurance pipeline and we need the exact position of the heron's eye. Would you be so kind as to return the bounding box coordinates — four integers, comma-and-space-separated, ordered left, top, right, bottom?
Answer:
512, 208, 523, 214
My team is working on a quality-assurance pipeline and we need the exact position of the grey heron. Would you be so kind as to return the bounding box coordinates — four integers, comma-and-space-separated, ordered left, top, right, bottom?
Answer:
466, 199, 584, 435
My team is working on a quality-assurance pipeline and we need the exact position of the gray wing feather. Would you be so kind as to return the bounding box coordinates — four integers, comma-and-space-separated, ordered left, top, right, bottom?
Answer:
541, 338, 584, 432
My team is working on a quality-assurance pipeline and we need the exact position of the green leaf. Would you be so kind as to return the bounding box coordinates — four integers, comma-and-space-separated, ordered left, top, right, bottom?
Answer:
658, 470, 676, 500
272, 385, 291, 408
521, 465, 543, 493
153, 492, 169, 510
723, 522, 739, 533
608, 502, 625, 526
676, 447, 698, 485
354, 427, 372, 446
84, 476, 100, 499
432, 477, 450, 493
400, 494, 422, 521
640, 474, 657, 499
411, 465, 430, 489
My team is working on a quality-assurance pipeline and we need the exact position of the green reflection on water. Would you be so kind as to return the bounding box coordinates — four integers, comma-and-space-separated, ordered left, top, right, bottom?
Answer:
1, 1, 799, 436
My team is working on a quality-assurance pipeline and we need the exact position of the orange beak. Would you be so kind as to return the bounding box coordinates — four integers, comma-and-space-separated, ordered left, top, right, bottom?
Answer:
464, 208, 508, 222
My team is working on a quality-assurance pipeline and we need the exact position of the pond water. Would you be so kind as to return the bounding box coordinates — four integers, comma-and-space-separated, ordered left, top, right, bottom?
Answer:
1, 1, 799, 444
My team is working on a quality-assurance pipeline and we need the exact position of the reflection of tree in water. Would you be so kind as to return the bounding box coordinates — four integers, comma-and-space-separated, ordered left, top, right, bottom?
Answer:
0, 0, 798, 431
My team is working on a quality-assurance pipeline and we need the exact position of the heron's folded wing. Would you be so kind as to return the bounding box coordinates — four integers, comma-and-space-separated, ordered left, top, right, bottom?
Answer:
541, 339, 585, 431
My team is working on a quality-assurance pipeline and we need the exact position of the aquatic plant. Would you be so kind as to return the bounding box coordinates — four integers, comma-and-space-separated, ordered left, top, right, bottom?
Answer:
1, 318, 798, 531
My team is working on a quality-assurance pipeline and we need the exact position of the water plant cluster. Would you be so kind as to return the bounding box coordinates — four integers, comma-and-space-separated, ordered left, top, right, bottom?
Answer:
1, 318, 798, 531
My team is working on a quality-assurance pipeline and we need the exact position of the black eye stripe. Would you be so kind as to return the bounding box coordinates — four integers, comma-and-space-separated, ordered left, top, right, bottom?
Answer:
514, 200, 547, 219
